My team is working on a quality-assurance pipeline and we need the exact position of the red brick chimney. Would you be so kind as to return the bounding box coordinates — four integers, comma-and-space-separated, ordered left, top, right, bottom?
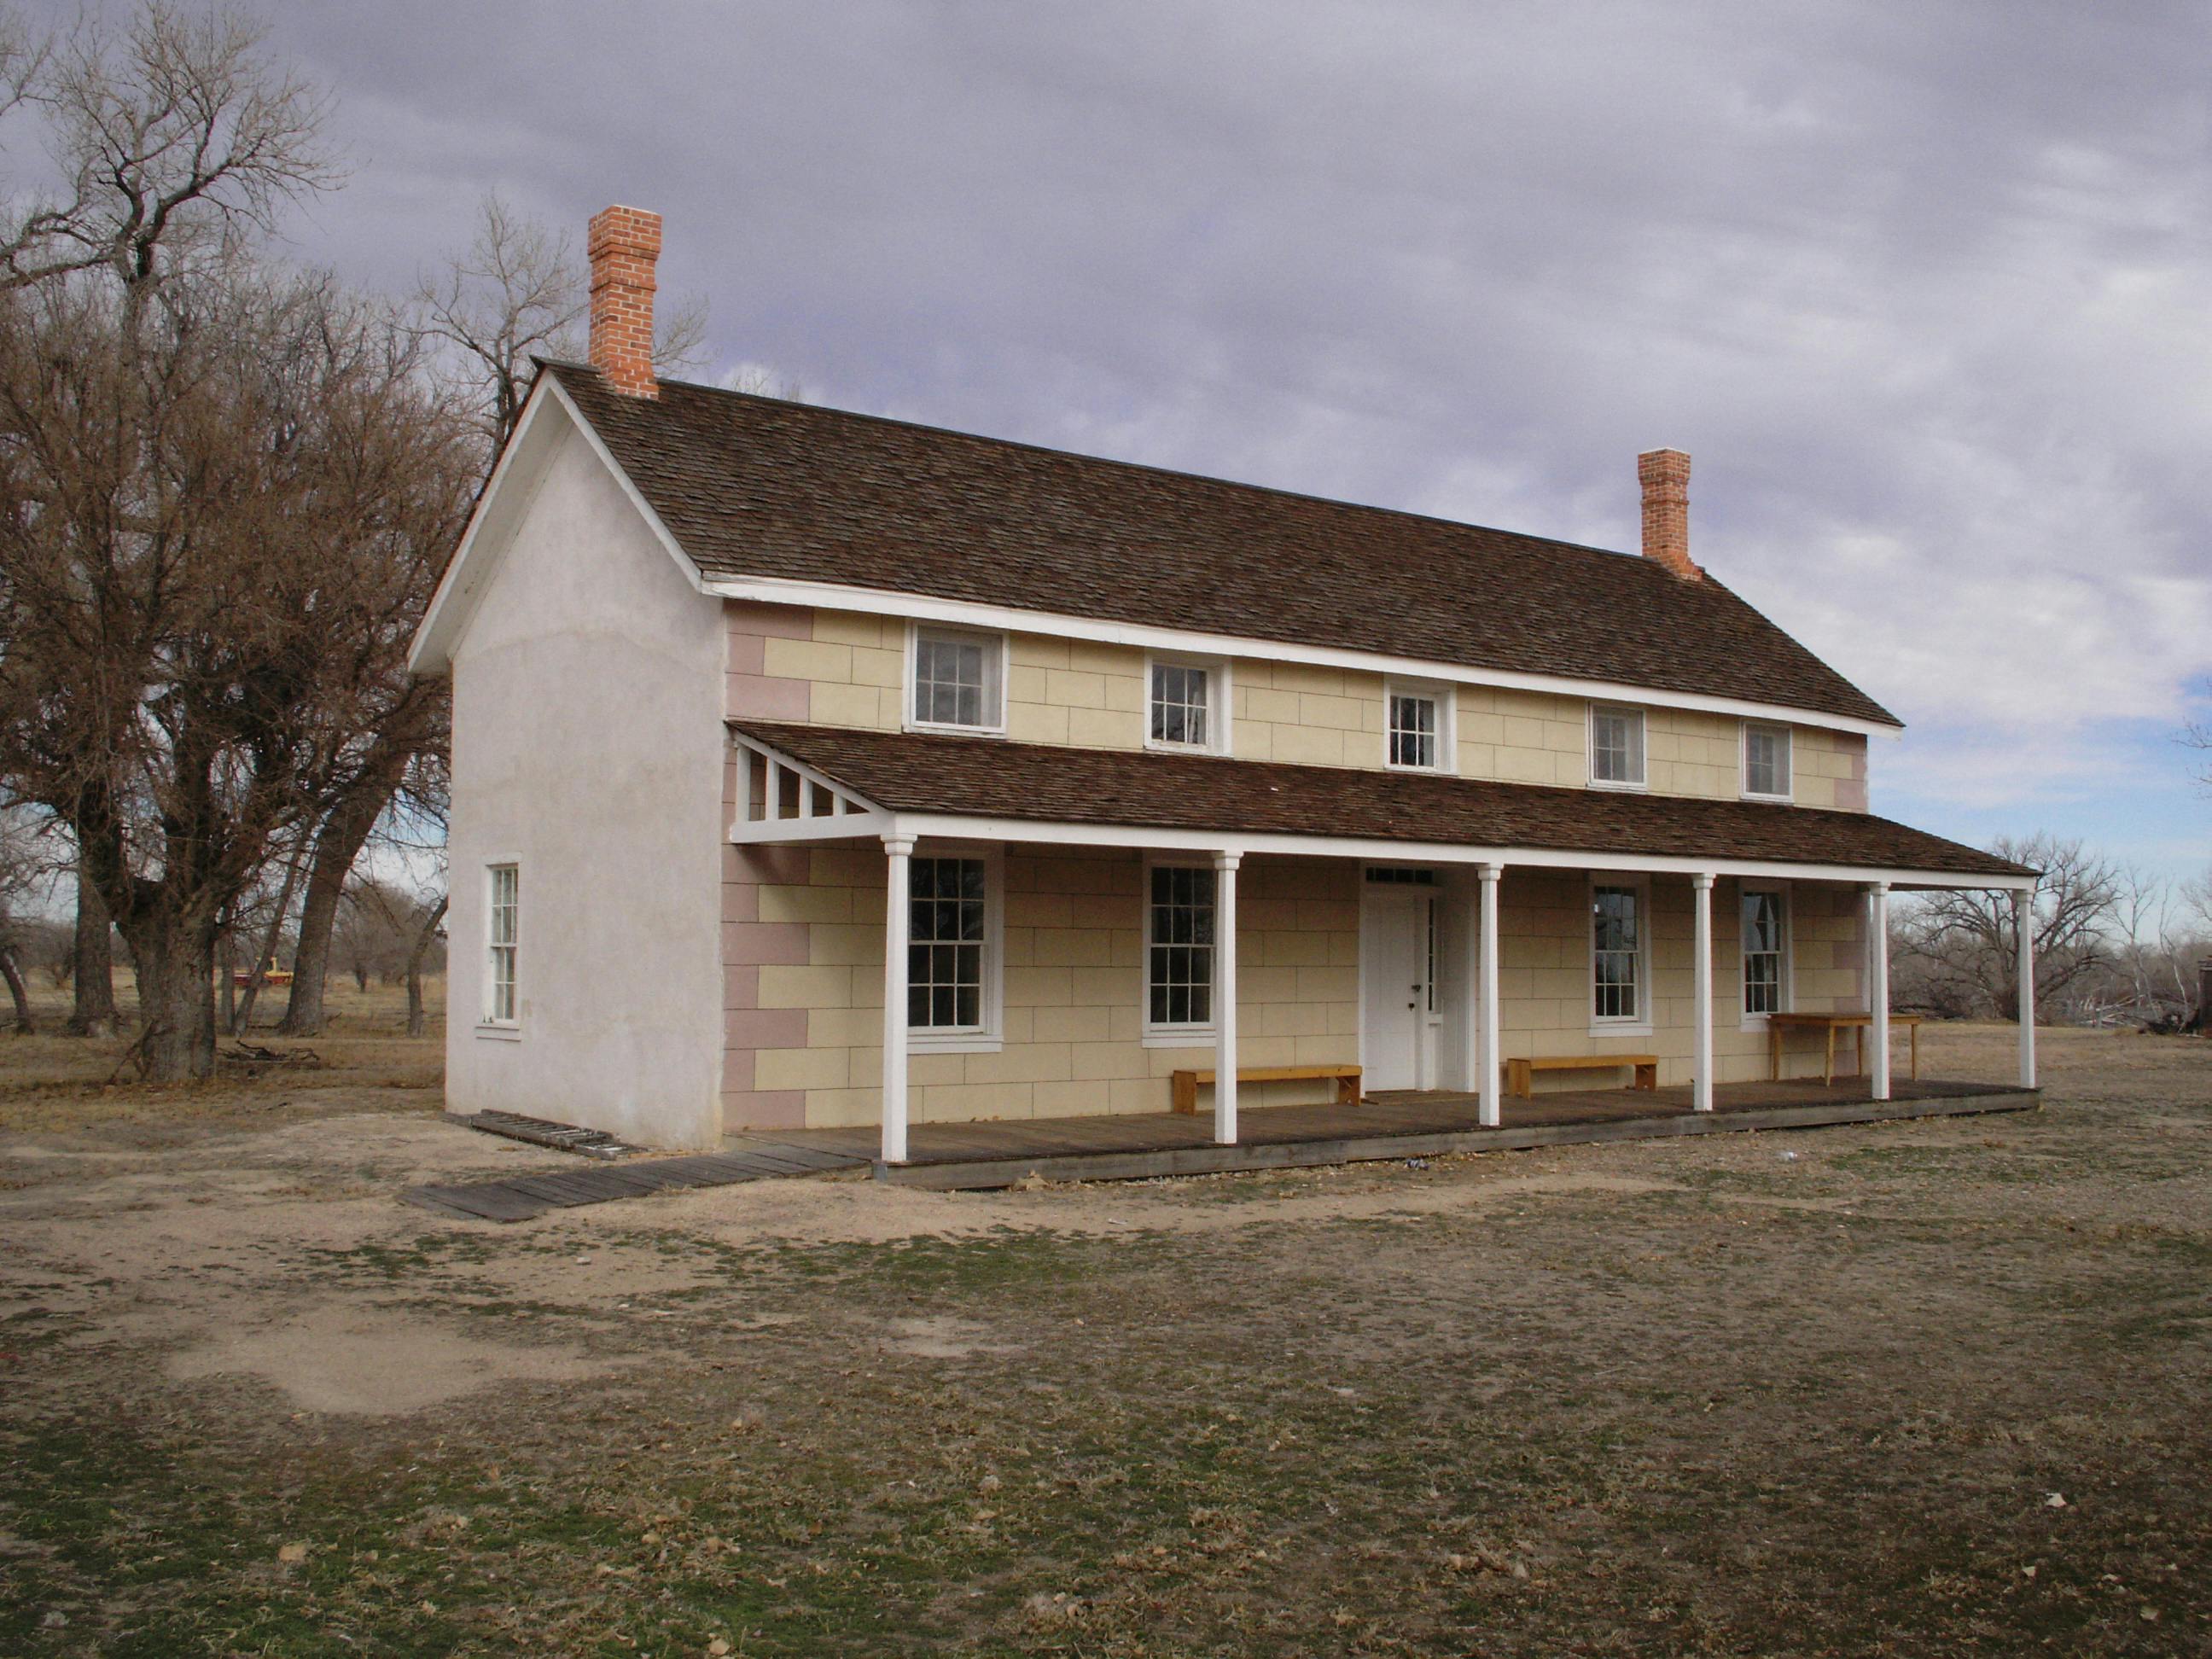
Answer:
1636, 448, 1701, 579
586, 205, 661, 398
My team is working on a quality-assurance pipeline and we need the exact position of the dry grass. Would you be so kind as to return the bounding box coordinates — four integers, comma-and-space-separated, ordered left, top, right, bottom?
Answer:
1, 1014, 2208, 1656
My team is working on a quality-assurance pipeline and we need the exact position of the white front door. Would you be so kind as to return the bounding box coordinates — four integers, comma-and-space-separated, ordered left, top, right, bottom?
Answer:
1362, 891, 1429, 1091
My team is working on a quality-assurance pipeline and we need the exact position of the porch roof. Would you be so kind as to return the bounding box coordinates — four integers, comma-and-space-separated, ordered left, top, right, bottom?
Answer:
728, 721, 2035, 884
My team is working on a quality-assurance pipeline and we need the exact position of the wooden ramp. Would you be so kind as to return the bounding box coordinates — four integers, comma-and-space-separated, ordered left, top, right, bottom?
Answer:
399, 1134, 871, 1223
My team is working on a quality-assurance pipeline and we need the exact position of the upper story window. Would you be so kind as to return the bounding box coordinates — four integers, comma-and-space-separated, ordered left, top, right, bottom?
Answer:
1743, 722, 1793, 800
484, 863, 519, 1027
908, 626, 1005, 733
1149, 657, 1226, 752
1589, 703, 1646, 789
1386, 681, 1452, 771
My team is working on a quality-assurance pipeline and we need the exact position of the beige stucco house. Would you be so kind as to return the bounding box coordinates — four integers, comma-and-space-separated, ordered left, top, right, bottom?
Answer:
409, 206, 2038, 1156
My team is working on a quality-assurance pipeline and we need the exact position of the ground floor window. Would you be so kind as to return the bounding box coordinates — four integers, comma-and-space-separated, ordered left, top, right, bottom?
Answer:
1592, 882, 1642, 1022
485, 863, 518, 1025
1147, 864, 1216, 1032
1742, 887, 1788, 1016
909, 856, 988, 1031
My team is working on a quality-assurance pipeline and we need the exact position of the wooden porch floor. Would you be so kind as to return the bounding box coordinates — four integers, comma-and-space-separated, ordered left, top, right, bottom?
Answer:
737, 1077, 2037, 1190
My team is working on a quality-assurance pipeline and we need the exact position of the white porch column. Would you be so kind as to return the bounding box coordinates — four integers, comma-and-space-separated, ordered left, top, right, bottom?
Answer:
1691, 873, 1715, 1113
880, 835, 915, 1164
1212, 851, 1242, 1145
1477, 863, 1503, 1127
1866, 881, 1891, 1102
2015, 886, 2037, 1087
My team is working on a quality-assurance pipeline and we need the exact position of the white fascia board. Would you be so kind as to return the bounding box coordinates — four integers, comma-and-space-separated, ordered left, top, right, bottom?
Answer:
874, 812, 2032, 891
406, 375, 704, 675
701, 573, 1901, 739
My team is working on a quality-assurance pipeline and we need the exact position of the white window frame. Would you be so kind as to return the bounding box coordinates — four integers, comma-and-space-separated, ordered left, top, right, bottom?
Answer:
905, 842, 1004, 1054
1144, 653, 1232, 755
1587, 702, 1648, 791
1738, 882, 1793, 1030
903, 622, 1010, 736
1141, 855, 1219, 1045
1587, 874, 1654, 1037
1383, 678, 1455, 773
479, 859, 521, 1038
1741, 721, 1794, 802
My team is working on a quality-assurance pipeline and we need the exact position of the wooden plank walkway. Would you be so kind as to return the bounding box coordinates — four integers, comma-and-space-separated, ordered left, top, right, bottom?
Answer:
774, 1079, 2037, 1190
399, 1080, 2036, 1218
399, 1132, 873, 1223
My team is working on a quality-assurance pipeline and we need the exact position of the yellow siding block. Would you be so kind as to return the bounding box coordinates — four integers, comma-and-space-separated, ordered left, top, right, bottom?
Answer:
762, 636, 854, 684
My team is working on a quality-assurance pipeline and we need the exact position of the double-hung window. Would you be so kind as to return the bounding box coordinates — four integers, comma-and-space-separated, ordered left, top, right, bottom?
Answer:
1591, 882, 1645, 1026
1589, 704, 1646, 788
1386, 682, 1450, 771
908, 855, 995, 1042
1742, 887, 1789, 1018
909, 626, 1004, 732
1149, 659, 1221, 751
485, 863, 519, 1027
1146, 864, 1216, 1035
1743, 722, 1793, 800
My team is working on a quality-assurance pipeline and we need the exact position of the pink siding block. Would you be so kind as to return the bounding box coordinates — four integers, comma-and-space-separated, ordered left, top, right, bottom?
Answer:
727, 672, 809, 721
726, 631, 765, 676
724, 965, 760, 1010
1832, 940, 1863, 969
725, 600, 814, 640
725, 921, 809, 965
722, 1089, 809, 1131
736, 845, 811, 886
722, 1049, 753, 1091
723, 879, 759, 923
1836, 779, 1869, 812
726, 1007, 810, 1049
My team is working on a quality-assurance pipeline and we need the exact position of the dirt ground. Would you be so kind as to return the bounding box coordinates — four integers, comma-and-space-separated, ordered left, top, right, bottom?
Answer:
2, 996, 2209, 1656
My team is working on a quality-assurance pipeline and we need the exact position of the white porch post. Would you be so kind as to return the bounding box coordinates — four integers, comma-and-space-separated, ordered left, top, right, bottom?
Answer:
2015, 885, 2037, 1087
1477, 863, 1503, 1127
880, 835, 914, 1164
1866, 881, 1891, 1102
1691, 872, 1715, 1113
1213, 851, 1241, 1145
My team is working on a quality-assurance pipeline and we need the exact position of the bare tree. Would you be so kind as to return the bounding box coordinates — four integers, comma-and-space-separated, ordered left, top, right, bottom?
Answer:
0, 809, 42, 1033
0, 264, 473, 1078
0, 3, 336, 295
1890, 835, 2120, 1022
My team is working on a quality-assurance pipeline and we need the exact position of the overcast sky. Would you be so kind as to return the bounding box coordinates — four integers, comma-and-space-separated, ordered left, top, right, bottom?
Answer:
72, 2, 2212, 886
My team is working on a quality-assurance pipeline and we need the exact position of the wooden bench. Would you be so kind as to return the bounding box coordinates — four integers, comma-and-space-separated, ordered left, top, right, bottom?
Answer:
1171, 1063, 1363, 1115
1504, 1054, 1659, 1098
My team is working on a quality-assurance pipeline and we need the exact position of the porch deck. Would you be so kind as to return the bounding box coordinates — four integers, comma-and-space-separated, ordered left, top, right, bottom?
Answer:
740, 1077, 2037, 1190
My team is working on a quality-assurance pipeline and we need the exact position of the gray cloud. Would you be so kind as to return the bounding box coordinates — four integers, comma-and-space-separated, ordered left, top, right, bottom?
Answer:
48, 0, 2212, 856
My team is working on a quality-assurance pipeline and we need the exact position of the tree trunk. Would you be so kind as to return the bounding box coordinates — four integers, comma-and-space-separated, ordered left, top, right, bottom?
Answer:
406, 894, 446, 1039
65, 873, 117, 1036
218, 928, 236, 1035
125, 911, 218, 1080
233, 853, 306, 1035
277, 781, 390, 1036
0, 946, 34, 1033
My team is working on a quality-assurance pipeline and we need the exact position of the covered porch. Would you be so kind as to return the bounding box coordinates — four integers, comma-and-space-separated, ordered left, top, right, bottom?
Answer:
728, 723, 2042, 1166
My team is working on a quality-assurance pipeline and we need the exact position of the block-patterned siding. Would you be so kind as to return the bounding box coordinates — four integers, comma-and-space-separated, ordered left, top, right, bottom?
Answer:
719, 842, 1874, 1128
1493, 870, 1868, 1091
726, 602, 1873, 812
722, 847, 1359, 1130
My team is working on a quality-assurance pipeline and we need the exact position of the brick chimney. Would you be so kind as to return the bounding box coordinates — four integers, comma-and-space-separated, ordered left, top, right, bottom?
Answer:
1636, 448, 1701, 579
586, 204, 661, 398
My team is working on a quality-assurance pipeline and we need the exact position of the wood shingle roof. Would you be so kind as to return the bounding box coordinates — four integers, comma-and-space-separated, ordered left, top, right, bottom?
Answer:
549, 364, 1901, 728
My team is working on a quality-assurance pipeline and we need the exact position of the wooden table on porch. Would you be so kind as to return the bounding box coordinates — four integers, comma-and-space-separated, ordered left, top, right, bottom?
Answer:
1766, 1011, 1922, 1086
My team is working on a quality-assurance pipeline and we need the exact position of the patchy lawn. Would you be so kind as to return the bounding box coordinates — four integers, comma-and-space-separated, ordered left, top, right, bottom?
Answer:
2, 1016, 2208, 1656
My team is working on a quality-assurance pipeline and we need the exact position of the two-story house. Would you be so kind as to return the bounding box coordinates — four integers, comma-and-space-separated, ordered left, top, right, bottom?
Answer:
408, 206, 2038, 1157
